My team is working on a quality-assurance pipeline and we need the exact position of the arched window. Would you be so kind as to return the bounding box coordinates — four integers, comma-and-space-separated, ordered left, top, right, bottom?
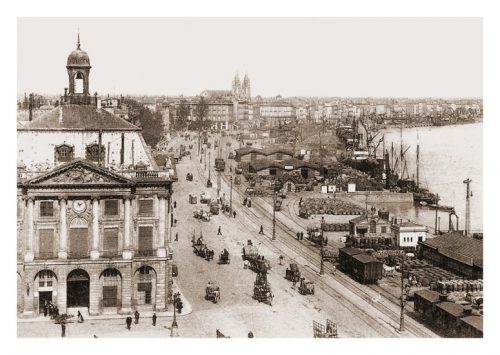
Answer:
74, 72, 84, 94
369, 220, 377, 233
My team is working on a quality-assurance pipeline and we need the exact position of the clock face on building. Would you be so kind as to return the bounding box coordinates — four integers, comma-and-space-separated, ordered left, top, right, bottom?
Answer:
72, 200, 86, 213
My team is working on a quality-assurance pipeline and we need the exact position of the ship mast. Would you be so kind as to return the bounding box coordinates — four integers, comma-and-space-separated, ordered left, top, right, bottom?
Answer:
416, 145, 420, 189
399, 125, 403, 178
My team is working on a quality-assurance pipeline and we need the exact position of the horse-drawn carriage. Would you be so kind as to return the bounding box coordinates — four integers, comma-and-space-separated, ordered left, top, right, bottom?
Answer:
298, 278, 315, 295
249, 256, 271, 274
205, 282, 220, 304
307, 225, 328, 246
193, 209, 211, 221
285, 263, 301, 283
200, 192, 211, 204
253, 272, 273, 305
209, 201, 220, 215
313, 319, 338, 338
194, 244, 214, 260
186, 173, 193, 181
189, 193, 197, 204
242, 240, 259, 261
218, 249, 230, 264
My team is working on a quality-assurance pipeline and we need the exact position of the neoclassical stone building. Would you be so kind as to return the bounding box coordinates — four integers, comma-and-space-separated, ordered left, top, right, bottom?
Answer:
17, 36, 176, 317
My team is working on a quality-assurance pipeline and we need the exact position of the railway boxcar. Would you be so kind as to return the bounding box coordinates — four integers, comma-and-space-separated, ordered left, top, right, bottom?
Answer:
351, 254, 383, 284
338, 247, 363, 272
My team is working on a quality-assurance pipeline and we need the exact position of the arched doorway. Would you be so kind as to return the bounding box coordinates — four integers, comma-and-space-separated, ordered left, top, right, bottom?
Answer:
67, 269, 90, 308
99, 268, 122, 309
134, 266, 156, 308
34, 270, 58, 314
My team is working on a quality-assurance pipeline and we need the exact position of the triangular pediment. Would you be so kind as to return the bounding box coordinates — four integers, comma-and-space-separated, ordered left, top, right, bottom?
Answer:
26, 159, 133, 186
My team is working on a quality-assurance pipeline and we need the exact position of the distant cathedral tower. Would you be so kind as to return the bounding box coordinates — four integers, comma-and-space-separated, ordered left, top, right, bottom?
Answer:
65, 33, 92, 105
232, 71, 241, 98
232, 70, 251, 100
242, 72, 251, 100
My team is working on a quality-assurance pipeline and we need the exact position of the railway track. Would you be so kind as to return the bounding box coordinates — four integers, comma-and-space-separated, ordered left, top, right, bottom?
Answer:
215, 165, 435, 337
191, 159, 396, 336
188, 143, 436, 337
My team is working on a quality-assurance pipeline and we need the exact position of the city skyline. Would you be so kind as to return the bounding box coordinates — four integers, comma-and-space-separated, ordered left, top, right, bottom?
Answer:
18, 17, 482, 98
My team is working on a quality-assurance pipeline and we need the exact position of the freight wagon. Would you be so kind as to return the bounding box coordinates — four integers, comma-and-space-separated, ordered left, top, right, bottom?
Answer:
338, 247, 363, 272
351, 254, 383, 284
413, 289, 483, 338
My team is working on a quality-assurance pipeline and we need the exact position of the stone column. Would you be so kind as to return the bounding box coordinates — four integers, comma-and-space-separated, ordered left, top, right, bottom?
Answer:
57, 272, 67, 314
24, 197, 34, 262
122, 195, 133, 260
58, 197, 68, 259
89, 273, 100, 316
120, 264, 132, 314
22, 279, 34, 316
166, 192, 173, 258
157, 194, 166, 257
91, 198, 100, 260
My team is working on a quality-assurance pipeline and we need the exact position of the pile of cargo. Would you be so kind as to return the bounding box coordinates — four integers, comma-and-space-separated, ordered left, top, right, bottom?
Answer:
406, 264, 460, 287
322, 223, 350, 232
299, 198, 364, 218
434, 279, 484, 293
346, 236, 395, 250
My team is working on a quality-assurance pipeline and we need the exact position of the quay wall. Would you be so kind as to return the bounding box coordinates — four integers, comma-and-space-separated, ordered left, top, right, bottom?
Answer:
335, 191, 414, 205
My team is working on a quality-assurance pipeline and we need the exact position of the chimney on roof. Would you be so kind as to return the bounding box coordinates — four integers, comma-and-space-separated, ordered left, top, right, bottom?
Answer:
28, 93, 33, 121
95, 92, 99, 108
64, 88, 68, 103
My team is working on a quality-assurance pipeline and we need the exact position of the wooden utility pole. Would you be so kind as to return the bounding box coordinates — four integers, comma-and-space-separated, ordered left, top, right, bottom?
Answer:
463, 178, 472, 236
399, 253, 406, 332
229, 176, 233, 214
320, 216, 325, 275
434, 194, 439, 235
272, 191, 277, 241
416, 145, 420, 189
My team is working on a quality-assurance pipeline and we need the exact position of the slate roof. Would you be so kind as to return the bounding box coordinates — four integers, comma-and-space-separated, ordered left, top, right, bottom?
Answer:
420, 231, 483, 268
18, 105, 140, 131
339, 247, 363, 256
235, 146, 294, 157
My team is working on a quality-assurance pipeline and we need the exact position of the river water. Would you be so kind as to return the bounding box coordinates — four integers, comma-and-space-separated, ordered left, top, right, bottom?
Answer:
372, 122, 483, 233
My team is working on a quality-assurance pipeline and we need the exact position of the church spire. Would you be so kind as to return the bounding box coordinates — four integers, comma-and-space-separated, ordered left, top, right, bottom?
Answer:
77, 30, 81, 49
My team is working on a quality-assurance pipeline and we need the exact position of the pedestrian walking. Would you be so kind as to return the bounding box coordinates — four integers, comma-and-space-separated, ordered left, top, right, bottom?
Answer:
77, 310, 84, 323
243, 197, 247, 205
134, 310, 140, 324
217, 226, 222, 235
152, 313, 157, 326
61, 322, 66, 338
174, 201, 177, 208
43, 301, 48, 317
300, 231, 304, 240
248, 331, 254, 338
296, 232, 300, 240
175, 232, 178, 241
233, 211, 236, 218
126, 316, 132, 330
279, 255, 284, 265
259, 225, 264, 234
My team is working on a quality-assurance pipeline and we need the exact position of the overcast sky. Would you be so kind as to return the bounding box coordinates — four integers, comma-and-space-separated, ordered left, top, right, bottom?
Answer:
17, 17, 482, 98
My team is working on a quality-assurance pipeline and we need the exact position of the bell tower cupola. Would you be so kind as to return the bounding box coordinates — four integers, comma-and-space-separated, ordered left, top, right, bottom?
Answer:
65, 32, 92, 105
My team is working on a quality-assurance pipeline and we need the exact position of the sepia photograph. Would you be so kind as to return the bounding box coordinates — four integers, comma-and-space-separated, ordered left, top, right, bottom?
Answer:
4, 2, 498, 353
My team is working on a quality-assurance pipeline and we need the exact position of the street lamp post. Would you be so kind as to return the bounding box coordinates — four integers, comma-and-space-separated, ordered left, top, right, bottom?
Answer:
204, 149, 207, 170
171, 292, 180, 337
320, 216, 325, 275
399, 253, 410, 333
208, 151, 211, 183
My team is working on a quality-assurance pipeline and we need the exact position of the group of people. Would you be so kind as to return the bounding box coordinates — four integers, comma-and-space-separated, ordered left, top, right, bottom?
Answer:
296, 231, 305, 240
242, 197, 252, 207
42, 300, 59, 318
125, 310, 160, 330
